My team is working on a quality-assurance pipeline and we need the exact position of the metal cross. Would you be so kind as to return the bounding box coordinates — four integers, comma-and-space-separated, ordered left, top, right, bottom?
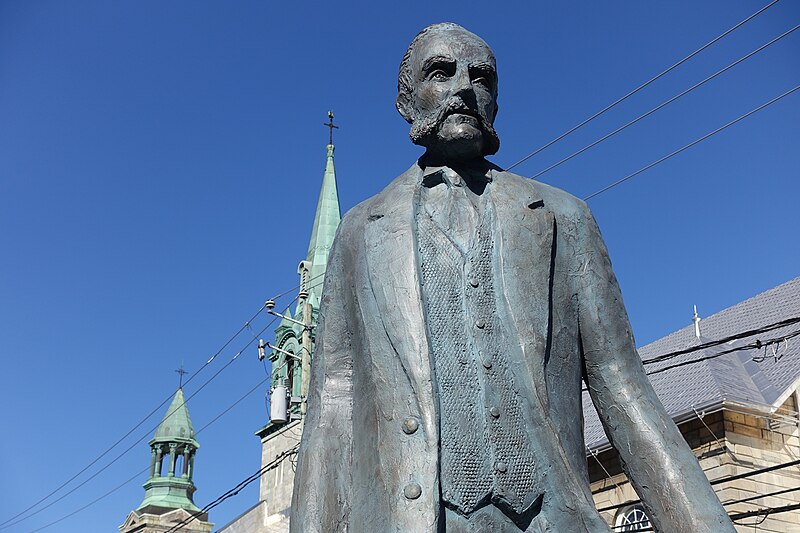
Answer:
175, 365, 188, 388
324, 111, 338, 145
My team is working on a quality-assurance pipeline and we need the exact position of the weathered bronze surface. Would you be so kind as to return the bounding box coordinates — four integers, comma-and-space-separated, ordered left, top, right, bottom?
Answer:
292, 22, 735, 532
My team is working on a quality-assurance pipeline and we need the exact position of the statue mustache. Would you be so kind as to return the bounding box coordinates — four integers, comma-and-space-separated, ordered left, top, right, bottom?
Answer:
410, 98, 495, 145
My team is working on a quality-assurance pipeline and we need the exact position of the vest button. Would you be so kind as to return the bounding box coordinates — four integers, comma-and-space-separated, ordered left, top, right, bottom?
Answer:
469, 278, 480, 288
402, 417, 419, 434
404, 482, 422, 500
495, 461, 508, 473
490, 407, 501, 418
481, 354, 492, 369
475, 319, 486, 329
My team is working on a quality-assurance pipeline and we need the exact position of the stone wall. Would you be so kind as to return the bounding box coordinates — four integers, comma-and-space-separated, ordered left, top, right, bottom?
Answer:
217, 420, 303, 533
589, 397, 800, 532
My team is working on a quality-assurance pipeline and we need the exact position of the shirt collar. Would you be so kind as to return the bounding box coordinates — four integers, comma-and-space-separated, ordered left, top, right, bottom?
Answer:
420, 163, 495, 189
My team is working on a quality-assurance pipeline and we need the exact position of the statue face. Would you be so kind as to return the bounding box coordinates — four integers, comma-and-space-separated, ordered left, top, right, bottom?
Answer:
406, 27, 499, 161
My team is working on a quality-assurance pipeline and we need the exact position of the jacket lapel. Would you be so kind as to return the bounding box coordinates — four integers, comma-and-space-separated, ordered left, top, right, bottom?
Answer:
490, 172, 555, 412
362, 165, 438, 439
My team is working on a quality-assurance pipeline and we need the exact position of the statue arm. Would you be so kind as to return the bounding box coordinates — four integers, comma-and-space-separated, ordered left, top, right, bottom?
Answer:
573, 202, 734, 532
290, 229, 354, 533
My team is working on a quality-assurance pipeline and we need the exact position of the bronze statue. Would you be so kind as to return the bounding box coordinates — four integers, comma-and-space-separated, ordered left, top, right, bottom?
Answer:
292, 22, 734, 532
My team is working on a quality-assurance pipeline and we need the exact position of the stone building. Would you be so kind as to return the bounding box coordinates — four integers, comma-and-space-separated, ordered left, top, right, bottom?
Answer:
119, 387, 213, 533
217, 124, 341, 533
586, 277, 800, 532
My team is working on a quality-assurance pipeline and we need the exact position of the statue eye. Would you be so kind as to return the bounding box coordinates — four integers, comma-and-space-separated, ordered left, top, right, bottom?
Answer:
429, 69, 450, 81
470, 67, 496, 90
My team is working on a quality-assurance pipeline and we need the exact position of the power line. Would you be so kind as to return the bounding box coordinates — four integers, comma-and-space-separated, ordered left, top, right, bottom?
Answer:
0, 312, 283, 531
163, 445, 300, 533
724, 485, 800, 507
583, 82, 800, 200
641, 316, 800, 366
529, 22, 800, 181
595, 457, 800, 512
0, 301, 268, 530
729, 501, 800, 522
25, 373, 274, 533
580, 317, 800, 392
647, 327, 800, 376
503, 0, 781, 172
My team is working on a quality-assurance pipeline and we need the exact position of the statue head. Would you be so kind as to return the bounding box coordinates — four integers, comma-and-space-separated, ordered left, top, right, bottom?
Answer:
397, 23, 500, 163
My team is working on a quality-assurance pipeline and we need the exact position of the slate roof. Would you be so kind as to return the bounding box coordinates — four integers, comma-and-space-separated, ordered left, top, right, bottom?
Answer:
583, 277, 800, 450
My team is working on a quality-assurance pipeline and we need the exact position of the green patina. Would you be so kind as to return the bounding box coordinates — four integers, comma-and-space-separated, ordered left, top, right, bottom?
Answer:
137, 388, 202, 514
260, 138, 341, 436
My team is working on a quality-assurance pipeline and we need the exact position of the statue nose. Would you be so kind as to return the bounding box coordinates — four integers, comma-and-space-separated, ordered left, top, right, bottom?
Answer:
453, 68, 474, 96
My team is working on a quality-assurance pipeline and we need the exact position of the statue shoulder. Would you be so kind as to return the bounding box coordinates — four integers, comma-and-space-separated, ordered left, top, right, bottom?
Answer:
336, 162, 421, 239
493, 169, 591, 219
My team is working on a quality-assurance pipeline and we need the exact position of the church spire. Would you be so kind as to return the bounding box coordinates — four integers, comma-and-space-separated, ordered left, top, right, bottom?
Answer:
305, 111, 342, 309
120, 386, 212, 533
137, 388, 202, 515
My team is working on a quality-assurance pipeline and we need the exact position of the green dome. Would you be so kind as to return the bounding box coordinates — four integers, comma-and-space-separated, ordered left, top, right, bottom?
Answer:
151, 388, 199, 447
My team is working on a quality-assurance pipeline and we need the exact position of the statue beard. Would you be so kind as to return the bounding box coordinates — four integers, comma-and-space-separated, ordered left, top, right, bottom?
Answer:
409, 99, 500, 157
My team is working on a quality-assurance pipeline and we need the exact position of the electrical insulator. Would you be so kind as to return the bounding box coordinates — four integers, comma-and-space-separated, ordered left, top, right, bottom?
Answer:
258, 339, 267, 361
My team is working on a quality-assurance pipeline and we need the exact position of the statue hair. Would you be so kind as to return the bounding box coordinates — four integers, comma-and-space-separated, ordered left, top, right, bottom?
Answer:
397, 22, 467, 124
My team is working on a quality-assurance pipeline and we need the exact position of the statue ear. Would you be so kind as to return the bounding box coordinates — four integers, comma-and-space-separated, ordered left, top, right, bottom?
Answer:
396, 92, 414, 124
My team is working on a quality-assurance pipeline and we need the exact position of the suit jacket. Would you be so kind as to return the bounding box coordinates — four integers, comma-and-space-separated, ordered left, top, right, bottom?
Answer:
290, 162, 735, 533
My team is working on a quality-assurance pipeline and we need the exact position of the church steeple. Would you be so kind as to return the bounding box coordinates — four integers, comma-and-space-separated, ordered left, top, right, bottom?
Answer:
305, 112, 341, 309
137, 387, 202, 515
120, 386, 212, 533
265, 113, 342, 424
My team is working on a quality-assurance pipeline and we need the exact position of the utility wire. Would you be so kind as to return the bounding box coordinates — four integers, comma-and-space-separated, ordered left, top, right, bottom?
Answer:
26, 373, 274, 533
0, 272, 312, 529
580, 317, 800, 392
529, 22, 800, 181
163, 445, 301, 533
641, 316, 800, 366
0, 301, 269, 530
17, 276, 320, 531
595, 457, 800, 512
647, 328, 800, 376
583, 82, 800, 200
503, 0, 781, 172
724, 485, 800, 507
0, 313, 283, 531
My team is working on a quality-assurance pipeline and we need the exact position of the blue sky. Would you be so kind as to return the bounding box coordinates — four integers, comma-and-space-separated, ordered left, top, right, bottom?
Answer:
1, 1, 798, 531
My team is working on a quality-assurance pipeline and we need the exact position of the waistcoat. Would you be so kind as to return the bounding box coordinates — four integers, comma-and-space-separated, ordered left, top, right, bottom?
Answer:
415, 168, 540, 527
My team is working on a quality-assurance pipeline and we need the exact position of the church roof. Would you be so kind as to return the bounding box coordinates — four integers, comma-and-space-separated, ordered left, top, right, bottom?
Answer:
583, 277, 800, 450
152, 388, 198, 446
305, 144, 341, 309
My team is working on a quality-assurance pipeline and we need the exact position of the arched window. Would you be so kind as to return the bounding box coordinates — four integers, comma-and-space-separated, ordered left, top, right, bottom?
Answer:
615, 505, 651, 531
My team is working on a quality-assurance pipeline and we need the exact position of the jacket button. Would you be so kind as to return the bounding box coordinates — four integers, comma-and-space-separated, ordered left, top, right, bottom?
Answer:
404, 482, 422, 500
402, 417, 419, 434
495, 461, 508, 473
475, 319, 486, 329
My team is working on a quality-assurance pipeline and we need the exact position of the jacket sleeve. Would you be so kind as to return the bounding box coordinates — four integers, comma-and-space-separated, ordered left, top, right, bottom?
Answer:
290, 224, 354, 533
573, 200, 735, 533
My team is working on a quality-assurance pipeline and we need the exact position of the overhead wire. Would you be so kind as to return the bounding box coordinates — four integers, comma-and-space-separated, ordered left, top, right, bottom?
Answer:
503, 0, 781, 172
162, 445, 301, 533
583, 82, 800, 200
25, 372, 275, 533
1, 305, 290, 530
579, 316, 800, 393
647, 328, 800, 376
594, 457, 800, 511
528, 22, 800, 181
0, 300, 269, 530
6, 269, 322, 530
